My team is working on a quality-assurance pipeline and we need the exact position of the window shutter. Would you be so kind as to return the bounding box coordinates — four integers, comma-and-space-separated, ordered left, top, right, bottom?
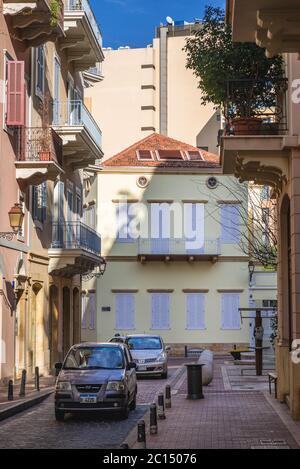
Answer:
221, 205, 241, 244
151, 293, 170, 330
221, 293, 240, 330
89, 293, 95, 330
6, 61, 25, 126
81, 295, 87, 329
151, 294, 161, 329
115, 293, 135, 330
32, 186, 38, 221
151, 204, 170, 254
187, 294, 205, 330
41, 182, 47, 223
184, 203, 205, 253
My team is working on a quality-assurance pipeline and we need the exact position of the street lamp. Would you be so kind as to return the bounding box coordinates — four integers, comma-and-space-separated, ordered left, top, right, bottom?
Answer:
82, 259, 107, 281
0, 204, 24, 240
248, 260, 255, 284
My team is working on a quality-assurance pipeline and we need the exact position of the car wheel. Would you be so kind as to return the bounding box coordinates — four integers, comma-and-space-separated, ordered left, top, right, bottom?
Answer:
120, 403, 130, 420
129, 392, 137, 411
55, 409, 65, 422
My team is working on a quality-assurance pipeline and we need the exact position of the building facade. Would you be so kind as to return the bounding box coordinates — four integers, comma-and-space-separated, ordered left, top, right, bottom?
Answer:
0, 0, 104, 383
86, 22, 221, 158
224, 0, 300, 419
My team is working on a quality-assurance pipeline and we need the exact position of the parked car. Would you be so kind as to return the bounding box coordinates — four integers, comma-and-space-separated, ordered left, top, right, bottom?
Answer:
125, 334, 170, 378
54, 342, 137, 421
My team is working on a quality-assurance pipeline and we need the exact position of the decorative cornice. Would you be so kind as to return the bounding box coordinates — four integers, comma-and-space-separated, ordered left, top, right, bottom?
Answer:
111, 289, 139, 293
147, 289, 174, 293
182, 289, 209, 293
217, 289, 244, 293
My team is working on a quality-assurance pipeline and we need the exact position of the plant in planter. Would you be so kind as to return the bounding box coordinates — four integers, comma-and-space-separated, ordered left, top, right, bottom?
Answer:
50, 0, 62, 28
184, 6, 286, 135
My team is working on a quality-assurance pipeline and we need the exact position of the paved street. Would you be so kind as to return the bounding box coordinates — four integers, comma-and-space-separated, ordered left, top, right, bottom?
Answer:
0, 359, 184, 449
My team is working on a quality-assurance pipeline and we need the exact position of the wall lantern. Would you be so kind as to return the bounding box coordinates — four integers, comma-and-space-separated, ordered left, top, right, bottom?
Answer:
0, 204, 24, 240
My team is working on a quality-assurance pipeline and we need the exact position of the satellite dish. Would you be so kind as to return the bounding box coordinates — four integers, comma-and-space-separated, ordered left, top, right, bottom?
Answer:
166, 16, 174, 25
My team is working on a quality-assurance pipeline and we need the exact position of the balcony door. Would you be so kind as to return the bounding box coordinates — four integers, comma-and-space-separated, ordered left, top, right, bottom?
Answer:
53, 181, 64, 247
67, 189, 73, 248
75, 191, 82, 246
151, 203, 170, 254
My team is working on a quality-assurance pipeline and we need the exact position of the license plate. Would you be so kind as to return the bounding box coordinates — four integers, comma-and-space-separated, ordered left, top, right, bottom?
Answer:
138, 366, 147, 371
80, 394, 97, 404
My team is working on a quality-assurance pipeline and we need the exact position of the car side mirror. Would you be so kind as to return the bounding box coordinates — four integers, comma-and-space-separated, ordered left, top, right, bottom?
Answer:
128, 362, 137, 370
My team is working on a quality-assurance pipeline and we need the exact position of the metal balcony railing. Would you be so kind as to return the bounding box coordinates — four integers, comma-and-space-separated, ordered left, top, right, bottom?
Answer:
138, 238, 221, 256
223, 78, 288, 136
65, 0, 103, 48
51, 221, 101, 256
53, 100, 102, 149
15, 127, 63, 166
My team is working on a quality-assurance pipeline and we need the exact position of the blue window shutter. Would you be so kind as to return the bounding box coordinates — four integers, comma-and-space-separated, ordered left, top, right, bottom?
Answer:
32, 186, 38, 220
221, 205, 241, 244
41, 182, 47, 223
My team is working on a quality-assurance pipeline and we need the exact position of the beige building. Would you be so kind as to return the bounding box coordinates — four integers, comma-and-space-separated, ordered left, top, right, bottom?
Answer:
86, 22, 221, 159
0, 0, 104, 382
224, 0, 300, 419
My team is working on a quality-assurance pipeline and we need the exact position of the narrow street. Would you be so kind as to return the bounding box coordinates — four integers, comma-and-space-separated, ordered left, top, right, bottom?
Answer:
0, 360, 184, 449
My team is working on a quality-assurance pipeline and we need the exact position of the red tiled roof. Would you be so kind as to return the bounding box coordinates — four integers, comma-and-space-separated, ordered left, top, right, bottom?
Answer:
103, 133, 220, 168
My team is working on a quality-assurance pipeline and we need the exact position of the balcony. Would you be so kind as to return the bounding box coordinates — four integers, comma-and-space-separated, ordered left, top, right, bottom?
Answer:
52, 100, 103, 169
138, 238, 221, 263
60, 0, 104, 72
226, 0, 300, 57
14, 127, 63, 188
83, 64, 104, 87
3, 0, 64, 47
221, 78, 293, 195
49, 221, 102, 276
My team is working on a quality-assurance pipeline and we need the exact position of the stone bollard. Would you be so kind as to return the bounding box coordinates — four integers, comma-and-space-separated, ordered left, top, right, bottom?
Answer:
19, 369, 26, 397
165, 385, 171, 408
137, 420, 146, 449
157, 392, 166, 420
198, 350, 214, 386
150, 403, 158, 435
8, 380, 14, 401
35, 366, 40, 391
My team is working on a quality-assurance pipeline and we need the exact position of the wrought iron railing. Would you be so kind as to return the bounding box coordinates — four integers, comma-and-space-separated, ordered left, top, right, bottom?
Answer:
64, 0, 103, 48
223, 78, 288, 136
51, 221, 101, 255
53, 100, 102, 149
15, 127, 63, 166
138, 238, 221, 256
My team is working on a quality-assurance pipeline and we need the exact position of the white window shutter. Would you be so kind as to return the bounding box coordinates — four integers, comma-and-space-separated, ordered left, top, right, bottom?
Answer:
221, 205, 241, 244
151, 294, 160, 329
115, 293, 135, 330
89, 293, 95, 330
81, 295, 87, 329
187, 294, 205, 330
161, 294, 170, 329
221, 293, 241, 330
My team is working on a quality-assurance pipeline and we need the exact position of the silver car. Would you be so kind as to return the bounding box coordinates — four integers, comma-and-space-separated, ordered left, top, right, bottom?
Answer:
54, 343, 137, 421
125, 335, 170, 378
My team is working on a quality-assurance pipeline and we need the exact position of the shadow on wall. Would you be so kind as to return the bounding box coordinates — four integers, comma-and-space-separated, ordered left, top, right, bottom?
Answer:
197, 111, 220, 154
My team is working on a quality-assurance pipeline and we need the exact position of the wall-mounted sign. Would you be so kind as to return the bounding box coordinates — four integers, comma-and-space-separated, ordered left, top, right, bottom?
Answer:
102, 306, 111, 312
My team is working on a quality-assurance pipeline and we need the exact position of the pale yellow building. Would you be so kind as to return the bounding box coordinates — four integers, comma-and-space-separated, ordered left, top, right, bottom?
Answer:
86, 22, 221, 159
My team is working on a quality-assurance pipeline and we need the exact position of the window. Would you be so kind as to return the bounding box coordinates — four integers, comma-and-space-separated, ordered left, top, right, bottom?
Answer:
157, 150, 183, 160
137, 150, 154, 161
32, 182, 47, 224
197, 146, 209, 152
221, 293, 241, 330
115, 293, 135, 330
151, 293, 170, 330
184, 203, 205, 253
89, 292, 96, 330
116, 203, 136, 243
81, 294, 87, 329
186, 151, 204, 161
220, 204, 241, 244
83, 204, 96, 230
186, 293, 205, 330
261, 186, 270, 200
35, 46, 45, 98
262, 208, 270, 244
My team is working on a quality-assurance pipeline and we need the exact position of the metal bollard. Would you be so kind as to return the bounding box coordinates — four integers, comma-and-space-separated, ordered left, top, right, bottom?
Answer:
185, 363, 204, 400
8, 380, 14, 401
157, 392, 166, 420
19, 369, 26, 397
165, 385, 171, 409
137, 420, 146, 449
150, 403, 158, 435
35, 367, 40, 391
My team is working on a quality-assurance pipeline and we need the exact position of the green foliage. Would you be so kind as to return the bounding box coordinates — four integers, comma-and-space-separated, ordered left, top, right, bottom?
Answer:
184, 6, 285, 116
50, 0, 61, 28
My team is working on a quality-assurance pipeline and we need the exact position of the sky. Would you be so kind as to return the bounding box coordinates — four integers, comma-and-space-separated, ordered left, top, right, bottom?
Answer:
90, 0, 225, 49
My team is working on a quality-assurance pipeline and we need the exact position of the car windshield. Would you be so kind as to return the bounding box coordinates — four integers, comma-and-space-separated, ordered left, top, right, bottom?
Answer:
63, 346, 124, 370
126, 337, 162, 350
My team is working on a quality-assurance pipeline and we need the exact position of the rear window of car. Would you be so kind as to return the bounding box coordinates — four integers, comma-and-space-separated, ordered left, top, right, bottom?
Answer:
126, 337, 162, 350
63, 346, 124, 370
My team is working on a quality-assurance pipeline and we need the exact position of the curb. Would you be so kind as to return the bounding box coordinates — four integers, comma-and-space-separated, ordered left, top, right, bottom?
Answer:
0, 389, 54, 423
121, 365, 186, 449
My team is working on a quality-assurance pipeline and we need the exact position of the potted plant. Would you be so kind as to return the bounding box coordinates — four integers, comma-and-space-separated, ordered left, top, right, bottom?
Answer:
184, 6, 286, 136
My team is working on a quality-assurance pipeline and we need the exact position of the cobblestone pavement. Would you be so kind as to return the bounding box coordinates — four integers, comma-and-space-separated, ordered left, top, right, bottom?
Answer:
146, 356, 300, 449
0, 359, 183, 449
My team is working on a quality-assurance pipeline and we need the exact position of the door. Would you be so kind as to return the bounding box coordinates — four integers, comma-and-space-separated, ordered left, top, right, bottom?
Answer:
53, 181, 64, 247
75, 191, 82, 245
53, 57, 60, 124
151, 203, 170, 254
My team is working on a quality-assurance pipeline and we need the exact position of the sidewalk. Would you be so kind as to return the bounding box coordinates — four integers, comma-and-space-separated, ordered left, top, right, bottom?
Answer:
143, 356, 300, 449
0, 376, 55, 421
